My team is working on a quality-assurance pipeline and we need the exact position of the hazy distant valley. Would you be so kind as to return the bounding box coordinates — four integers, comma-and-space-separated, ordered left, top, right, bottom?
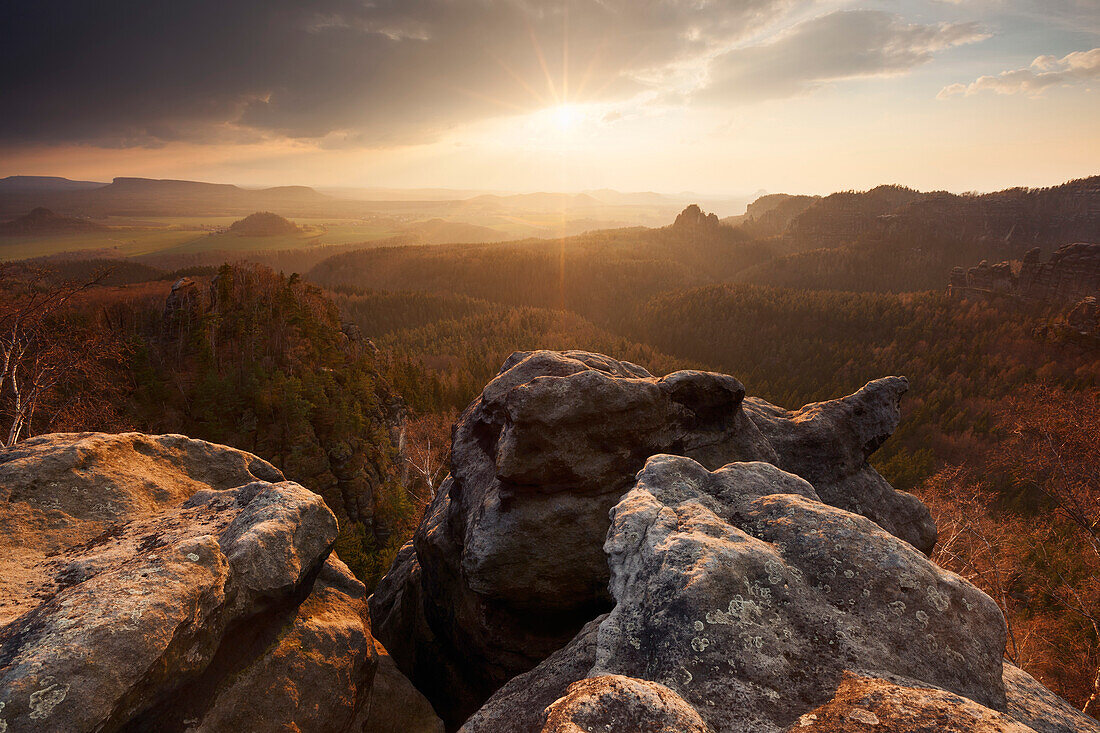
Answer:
0, 175, 759, 262
1, 172, 1098, 731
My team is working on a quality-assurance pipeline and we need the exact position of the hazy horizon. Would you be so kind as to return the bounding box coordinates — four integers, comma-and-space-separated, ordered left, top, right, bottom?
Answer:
3, 172, 1095, 203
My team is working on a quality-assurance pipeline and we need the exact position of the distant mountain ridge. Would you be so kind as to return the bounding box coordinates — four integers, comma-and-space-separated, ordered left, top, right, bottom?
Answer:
0, 176, 337, 218
0, 176, 107, 192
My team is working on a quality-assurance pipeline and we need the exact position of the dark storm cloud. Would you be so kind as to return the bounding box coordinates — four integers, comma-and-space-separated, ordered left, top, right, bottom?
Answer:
0, 0, 792, 147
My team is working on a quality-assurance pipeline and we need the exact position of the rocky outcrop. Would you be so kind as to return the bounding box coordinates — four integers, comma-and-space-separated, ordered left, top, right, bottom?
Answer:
369, 350, 935, 725
673, 204, 722, 231
743, 377, 937, 554
0, 432, 441, 733
949, 244, 1100, 306
162, 276, 201, 322
466, 453, 1099, 733
1066, 296, 1100, 338
954, 259, 1018, 294
1019, 244, 1100, 304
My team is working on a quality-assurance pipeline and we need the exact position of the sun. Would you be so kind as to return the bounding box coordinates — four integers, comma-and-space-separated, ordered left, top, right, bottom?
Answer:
551, 104, 581, 131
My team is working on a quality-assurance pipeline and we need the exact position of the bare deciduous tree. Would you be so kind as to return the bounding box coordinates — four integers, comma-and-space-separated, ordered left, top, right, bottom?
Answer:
922, 386, 1100, 714
401, 411, 454, 509
0, 264, 114, 446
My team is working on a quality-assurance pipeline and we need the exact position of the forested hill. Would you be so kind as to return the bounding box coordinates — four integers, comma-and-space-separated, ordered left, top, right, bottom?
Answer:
307, 176, 1100, 301
733, 176, 1100, 292
309, 214, 775, 326
778, 177, 1099, 252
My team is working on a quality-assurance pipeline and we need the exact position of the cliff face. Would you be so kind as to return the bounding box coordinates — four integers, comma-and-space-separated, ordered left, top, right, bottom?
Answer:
1018, 243, 1100, 303
948, 244, 1100, 340
0, 432, 441, 733
369, 350, 1097, 732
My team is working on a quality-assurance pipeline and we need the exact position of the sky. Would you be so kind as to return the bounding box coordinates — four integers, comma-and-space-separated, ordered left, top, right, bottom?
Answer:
1, 0, 1098, 195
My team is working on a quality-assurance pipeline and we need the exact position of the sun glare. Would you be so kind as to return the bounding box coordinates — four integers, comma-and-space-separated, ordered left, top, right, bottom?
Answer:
552, 104, 580, 131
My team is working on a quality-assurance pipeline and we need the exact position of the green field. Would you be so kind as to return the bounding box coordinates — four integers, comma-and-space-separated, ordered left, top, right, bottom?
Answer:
0, 216, 406, 261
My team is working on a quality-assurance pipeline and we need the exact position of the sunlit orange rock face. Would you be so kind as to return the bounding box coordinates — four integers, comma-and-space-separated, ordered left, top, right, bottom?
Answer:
0, 432, 441, 733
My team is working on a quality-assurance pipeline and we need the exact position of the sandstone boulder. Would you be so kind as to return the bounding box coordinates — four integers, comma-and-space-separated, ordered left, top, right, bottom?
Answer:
370, 350, 934, 725
468, 454, 1099, 733
0, 432, 441, 733
541, 675, 708, 733
591, 455, 1003, 731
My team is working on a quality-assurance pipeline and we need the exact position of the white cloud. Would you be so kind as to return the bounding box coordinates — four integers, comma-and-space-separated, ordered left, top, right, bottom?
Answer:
939, 48, 1100, 98
698, 10, 988, 103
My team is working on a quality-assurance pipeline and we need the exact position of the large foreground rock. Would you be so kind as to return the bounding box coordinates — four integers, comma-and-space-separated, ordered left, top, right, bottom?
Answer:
370, 350, 936, 725
0, 432, 441, 733
466, 455, 1099, 733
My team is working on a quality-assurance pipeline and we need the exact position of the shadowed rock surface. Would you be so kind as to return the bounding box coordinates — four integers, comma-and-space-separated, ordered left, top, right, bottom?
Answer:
0, 432, 440, 733
370, 350, 936, 726
460, 615, 606, 732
